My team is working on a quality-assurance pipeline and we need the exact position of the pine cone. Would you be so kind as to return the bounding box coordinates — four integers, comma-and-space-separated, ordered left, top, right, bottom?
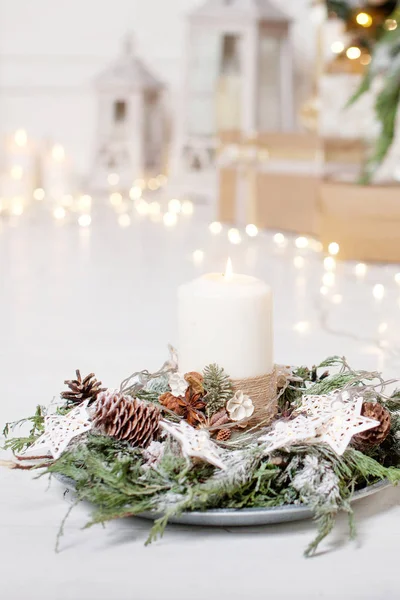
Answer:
353, 402, 391, 448
93, 391, 160, 448
216, 429, 232, 442
61, 370, 105, 406
159, 387, 206, 428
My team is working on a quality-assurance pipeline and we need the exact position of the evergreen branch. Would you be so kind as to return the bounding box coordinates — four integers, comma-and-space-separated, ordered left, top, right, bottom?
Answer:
360, 78, 400, 184
316, 356, 344, 369
3, 436, 42, 455
145, 513, 170, 546
2, 405, 46, 454
203, 364, 234, 417
346, 20, 400, 183
384, 390, 400, 412
305, 511, 336, 558
326, 1, 352, 21
346, 68, 372, 109
2, 405, 45, 439
344, 448, 400, 484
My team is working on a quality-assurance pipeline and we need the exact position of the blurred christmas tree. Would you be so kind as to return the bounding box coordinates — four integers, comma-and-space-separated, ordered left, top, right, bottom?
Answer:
326, 0, 400, 182
328, 1, 397, 27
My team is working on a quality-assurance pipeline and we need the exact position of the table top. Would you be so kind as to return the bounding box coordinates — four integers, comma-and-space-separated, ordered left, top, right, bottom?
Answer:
1, 199, 400, 600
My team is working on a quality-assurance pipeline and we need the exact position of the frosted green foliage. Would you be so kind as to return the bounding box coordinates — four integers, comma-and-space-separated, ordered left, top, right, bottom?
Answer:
145, 375, 170, 395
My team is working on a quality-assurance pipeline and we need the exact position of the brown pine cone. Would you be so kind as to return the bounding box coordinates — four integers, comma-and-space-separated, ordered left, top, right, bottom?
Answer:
93, 391, 160, 448
353, 402, 391, 448
61, 370, 105, 406
216, 429, 232, 442
184, 372, 204, 395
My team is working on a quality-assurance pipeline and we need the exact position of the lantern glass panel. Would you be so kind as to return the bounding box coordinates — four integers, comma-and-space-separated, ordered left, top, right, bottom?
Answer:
187, 29, 221, 136
216, 34, 242, 132
144, 91, 161, 170
114, 100, 127, 123
257, 33, 282, 131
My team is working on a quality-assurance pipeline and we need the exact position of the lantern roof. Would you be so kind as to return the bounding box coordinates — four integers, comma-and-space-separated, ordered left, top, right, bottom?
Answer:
191, 0, 290, 22
95, 34, 163, 91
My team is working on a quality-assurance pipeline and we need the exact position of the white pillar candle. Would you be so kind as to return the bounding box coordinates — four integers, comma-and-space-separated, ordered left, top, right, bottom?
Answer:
178, 260, 273, 379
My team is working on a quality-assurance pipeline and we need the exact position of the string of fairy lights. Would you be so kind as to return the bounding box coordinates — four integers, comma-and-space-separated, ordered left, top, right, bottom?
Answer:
329, 8, 398, 66
1, 127, 400, 323
0, 129, 185, 228
200, 219, 400, 347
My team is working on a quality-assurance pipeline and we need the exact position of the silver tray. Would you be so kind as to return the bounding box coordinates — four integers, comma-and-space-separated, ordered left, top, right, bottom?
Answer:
55, 475, 390, 527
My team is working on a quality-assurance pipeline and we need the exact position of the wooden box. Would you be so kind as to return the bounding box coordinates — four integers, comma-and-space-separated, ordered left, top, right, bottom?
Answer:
254, 171, 321, 236
217, 132, 322, 235
320, 181, 400, 263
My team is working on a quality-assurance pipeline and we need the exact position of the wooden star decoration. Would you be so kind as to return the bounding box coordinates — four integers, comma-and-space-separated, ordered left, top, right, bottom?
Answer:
26, 401, 92, 459
160, 420, 226, 470
258, 415, 321, 454
296, 389, 357, 424
297, 391, 380, 455
315, 396, 380, 455
258, 390, 381, 457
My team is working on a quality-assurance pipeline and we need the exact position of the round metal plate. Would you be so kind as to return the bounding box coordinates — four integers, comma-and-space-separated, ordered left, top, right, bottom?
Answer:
55, 475, 390, 527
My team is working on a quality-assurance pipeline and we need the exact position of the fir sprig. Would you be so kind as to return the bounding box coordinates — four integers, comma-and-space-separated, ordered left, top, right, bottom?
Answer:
203, 364, 234, 417
2, 404, 72, 454
2, 405, 46, 454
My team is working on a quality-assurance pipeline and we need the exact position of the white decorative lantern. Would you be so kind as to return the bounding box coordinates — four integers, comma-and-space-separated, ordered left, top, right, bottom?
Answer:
91, 35, 167, 191
178, 0, 294, 174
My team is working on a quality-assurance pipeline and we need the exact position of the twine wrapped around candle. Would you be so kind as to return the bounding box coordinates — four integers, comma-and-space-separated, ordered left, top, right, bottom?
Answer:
232, 367, 278, 428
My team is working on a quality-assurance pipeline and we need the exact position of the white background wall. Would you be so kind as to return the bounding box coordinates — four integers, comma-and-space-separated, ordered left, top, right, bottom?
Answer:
0, 0, 314, 175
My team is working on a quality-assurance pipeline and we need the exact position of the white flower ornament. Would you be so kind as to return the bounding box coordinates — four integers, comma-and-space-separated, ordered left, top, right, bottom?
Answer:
226, 391, 254, 422
169, 372, 189, 397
